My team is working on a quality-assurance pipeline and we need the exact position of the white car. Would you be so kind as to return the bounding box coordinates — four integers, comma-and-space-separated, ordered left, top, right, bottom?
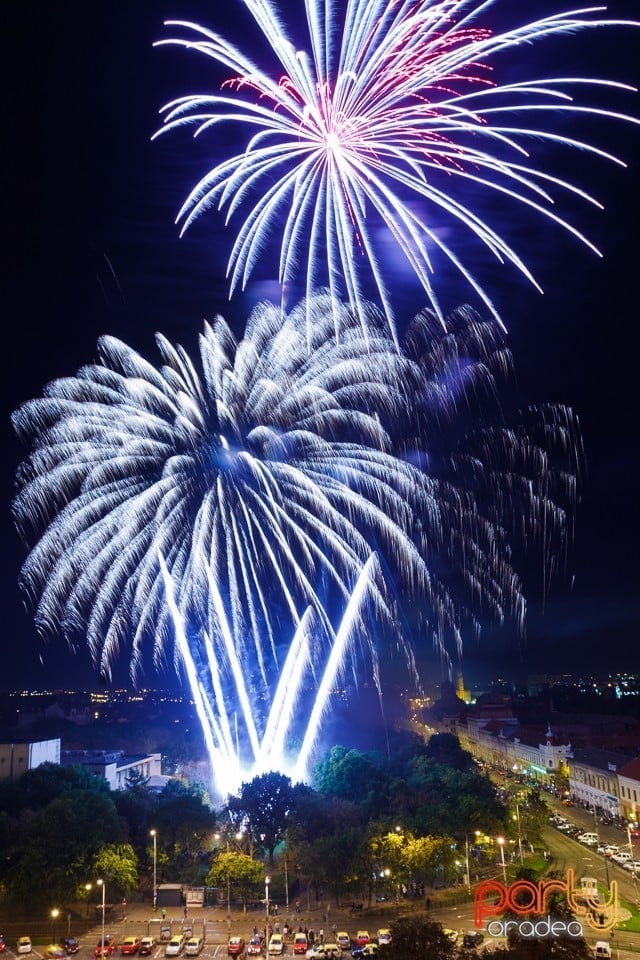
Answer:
165, 937, 185, 957
593, 943, 612, 959
268, 936, 285, 956
578, 833, 598, 846
623, 860, 640, 873
611, 851, 632, 865
17, 938, 32, 955
306, 947, 341, 960
185, 939, 203, 956
597, 844, 618, 857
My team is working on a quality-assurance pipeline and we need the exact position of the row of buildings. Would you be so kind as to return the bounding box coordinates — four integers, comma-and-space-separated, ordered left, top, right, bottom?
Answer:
417, 677, 640, 827
0, 736, 166, 791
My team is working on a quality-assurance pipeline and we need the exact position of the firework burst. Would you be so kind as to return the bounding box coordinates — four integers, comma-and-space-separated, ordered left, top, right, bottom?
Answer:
153, 0, 639, 336
12, 294, 580, 788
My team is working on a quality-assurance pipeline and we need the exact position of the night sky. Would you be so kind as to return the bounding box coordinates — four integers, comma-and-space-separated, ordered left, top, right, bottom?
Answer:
2, 0, 639, 693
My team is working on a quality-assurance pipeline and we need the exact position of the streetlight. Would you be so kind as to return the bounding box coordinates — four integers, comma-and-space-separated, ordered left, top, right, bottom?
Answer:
51, 908, 59, 944
150, 829, 158, 912
284, 855, 289, 910
513, 804, 524, 864
265, 876, 270, 935
464, 836, 471, 891
497, 837, 507, 884
215, 829, 243, 919
97, 879, 106, 958
592, 803, 610, 890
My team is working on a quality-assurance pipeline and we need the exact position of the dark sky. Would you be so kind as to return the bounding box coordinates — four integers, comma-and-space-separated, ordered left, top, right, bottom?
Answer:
2, 0, 639, 693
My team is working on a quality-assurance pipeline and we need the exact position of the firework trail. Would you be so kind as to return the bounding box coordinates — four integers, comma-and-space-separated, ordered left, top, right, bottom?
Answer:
153, 0, 639, 337
12, 295, 580, 789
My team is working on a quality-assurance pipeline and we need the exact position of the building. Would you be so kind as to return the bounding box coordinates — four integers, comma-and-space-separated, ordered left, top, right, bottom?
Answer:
567, 747, 640, 821
61, 748, 165, 790
618, 757, 640, 825
0, 737, 61, 779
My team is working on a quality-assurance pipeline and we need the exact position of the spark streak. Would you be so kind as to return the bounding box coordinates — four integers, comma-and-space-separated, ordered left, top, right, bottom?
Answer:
154, 0, 639, 336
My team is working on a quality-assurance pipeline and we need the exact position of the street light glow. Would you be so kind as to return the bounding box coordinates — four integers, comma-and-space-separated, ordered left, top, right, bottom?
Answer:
51, 908, 59, 944
265, 875, 270, 933
497, 836, 507, 885
97, 878, 106, 959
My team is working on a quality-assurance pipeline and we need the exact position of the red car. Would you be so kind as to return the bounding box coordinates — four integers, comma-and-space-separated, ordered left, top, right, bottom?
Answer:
228, 939, 245, 957
293, 935, 307, 955
121, 939, 141, 956
95, 938, 118, 958
247, 938, 263, 956
0, 937, 5, 954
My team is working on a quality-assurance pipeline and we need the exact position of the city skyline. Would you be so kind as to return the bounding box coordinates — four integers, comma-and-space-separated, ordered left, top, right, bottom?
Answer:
2, 0, 639, 706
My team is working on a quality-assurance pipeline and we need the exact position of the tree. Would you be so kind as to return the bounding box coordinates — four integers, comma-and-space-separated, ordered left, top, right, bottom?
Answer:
6, 789, 127, 906
287, 787, 368, 905
92, 843, 139, 899
382, 916, 457, 960
18, 761, 110, 810
206, 851, 263, 908
314, 747, 385, 801
227, 772, 296, 866
155, 780, 216, 877
424, 733, 475, 771
125, 768, 150, 790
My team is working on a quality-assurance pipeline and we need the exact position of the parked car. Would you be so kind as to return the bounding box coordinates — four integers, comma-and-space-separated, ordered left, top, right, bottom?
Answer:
578, 833, 598, 846
122, 938, 141, 956
165, 937, 185, 957
306, 946, 341, 960
376, 931, 391, 946
612, 851, 632, 865
45, 947, 67, 959
96, 937, 118, 959
268, 935, 285, 956
185, 938, 203, 956
0, 936, 5, 953
355, 933, 370, 948
599, 845, 619, 858
351, 946, 378, 960
335, 935, 350, 952
228, 938, 245, 957
593, 943, 611, 959
17, 939, 33, 955
462, 931, 484, 949
138, 939, 156, 956
623, 860, 640, 874
293, 935, 308, 956
64, 939, 80, 955
247, 937, 264, 956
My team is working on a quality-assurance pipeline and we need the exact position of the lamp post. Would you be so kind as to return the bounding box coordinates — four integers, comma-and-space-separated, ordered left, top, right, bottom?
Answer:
151, 829, 158, 912
284, 855, 289, 910
497, 837, 507, 884
514, 804, 523, 864
265, 876, 270, 936
97, 879, 106, 957
592, 803, 610, 890
464, 836, 471, 891
51, 908, 59, 944
215, 829, 243, 919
